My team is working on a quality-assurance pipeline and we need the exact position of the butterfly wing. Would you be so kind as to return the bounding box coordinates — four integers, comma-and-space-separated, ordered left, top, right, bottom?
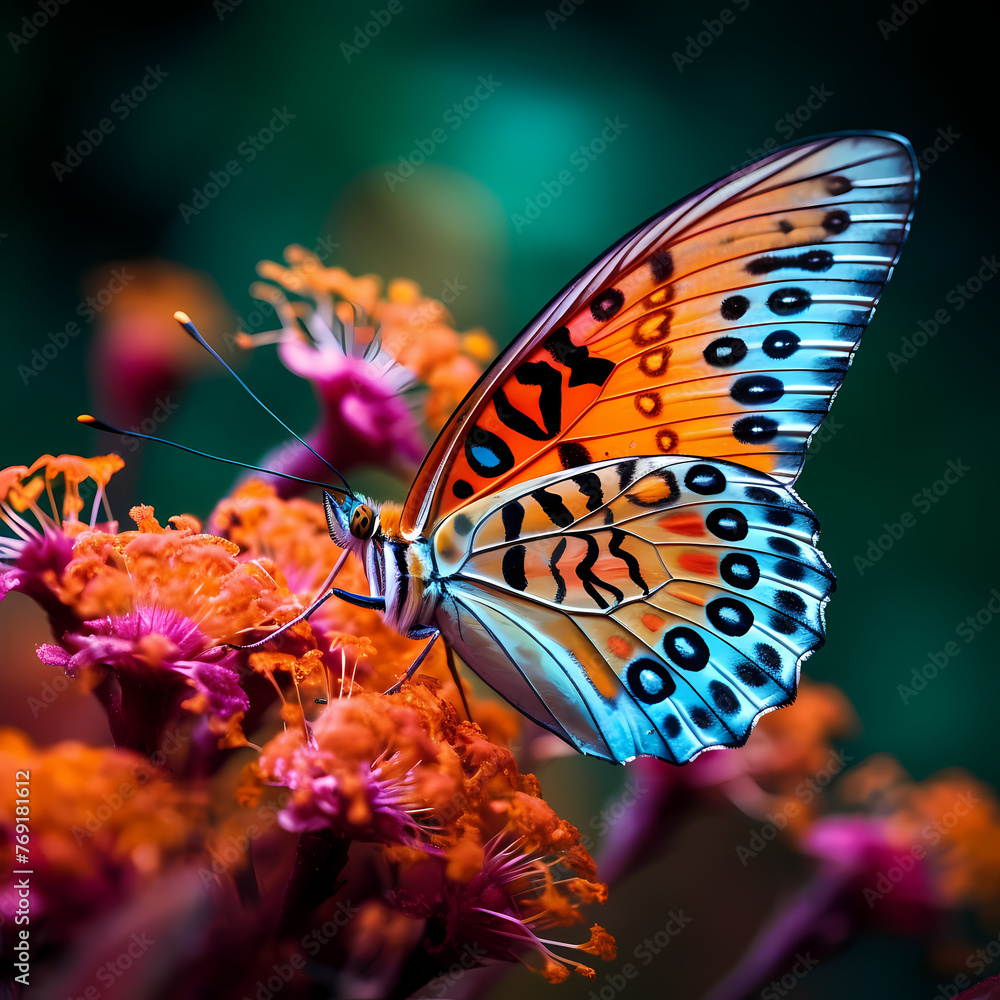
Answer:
428, 456, 833, 763
402, 132, 917, 537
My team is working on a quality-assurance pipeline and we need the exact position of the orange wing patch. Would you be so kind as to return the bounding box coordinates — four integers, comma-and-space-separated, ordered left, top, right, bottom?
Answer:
607, 635, 634, 659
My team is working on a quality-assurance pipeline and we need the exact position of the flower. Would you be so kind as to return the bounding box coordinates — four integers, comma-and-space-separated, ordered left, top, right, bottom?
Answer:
208, 480, 511, 738
37, 603, 248, 754
256, 667, 614, 986
258, 687, 464, 845
0, 455, 124, 635
84, 259, 234, 433
835, 756, 1000, 927
0, 728, 203, 944
237, 246, 494, 493
396, 835, 615, 984
1, 463, 311, 755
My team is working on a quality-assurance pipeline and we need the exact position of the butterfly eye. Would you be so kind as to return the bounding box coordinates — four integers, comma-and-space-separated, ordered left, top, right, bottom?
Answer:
351, 504, 375, 539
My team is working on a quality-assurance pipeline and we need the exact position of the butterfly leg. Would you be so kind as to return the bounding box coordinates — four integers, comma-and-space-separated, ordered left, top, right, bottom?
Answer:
228, 588, 340, 651
382, 626, 439, 696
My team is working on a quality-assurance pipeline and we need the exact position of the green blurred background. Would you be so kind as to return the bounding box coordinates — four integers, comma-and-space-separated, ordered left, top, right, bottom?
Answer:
2, 0, 996, 996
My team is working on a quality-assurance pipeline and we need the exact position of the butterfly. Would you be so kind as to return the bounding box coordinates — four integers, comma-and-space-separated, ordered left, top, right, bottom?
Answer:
314, 131, 920, 764
81, 131, 912, 766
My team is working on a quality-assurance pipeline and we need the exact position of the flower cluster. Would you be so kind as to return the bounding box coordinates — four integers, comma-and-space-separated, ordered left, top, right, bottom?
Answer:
237, 246, 495, 493
0, 447, 612, 997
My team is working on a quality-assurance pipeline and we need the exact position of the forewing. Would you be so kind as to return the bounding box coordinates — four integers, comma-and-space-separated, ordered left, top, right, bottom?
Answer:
403, 132, 916, 536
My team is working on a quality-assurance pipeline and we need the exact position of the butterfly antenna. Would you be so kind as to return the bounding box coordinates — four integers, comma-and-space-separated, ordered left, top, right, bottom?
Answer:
173, 311, 354, 498
77, 415, 348, 496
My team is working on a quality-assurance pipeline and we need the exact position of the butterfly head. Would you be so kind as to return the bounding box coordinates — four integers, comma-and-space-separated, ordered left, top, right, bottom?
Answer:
324, 492, 377, 547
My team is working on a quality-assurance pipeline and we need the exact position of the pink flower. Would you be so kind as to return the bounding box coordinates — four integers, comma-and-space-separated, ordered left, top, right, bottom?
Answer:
239, 247, 494, 495
396, 836, 615, 984
38, 604, 247, 754
258, 334, 424, 495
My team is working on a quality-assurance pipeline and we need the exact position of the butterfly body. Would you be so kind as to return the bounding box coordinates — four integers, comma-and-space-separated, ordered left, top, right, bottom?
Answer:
323, 132, 918, 765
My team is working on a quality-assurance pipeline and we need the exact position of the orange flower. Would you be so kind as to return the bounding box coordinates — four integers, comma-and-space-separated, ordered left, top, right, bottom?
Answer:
259, 686, 465, 844
85, 259, 234, 431
0, 455, 125, 635
0, 728, 203, 930
837, 756, 1000, 925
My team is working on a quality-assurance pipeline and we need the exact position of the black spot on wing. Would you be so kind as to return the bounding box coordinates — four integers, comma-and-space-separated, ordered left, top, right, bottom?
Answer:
501, 501, 524, 542
767, 287, 812, 316
549, 538, 567, 604
823, 210, 850, 234
571, 472, 605, 513
721, 295, 750, 321
762, 330, 800, 359
465, 427, 516, 477
531, 487, 574, 528
617, 460, 637, 492
650, 250, 674, 283
609, 528, 649, 594
627, 657, 675, 704
732, 415, 779, 445
544, 327, 615, 388
576, 534, 623, 608
590, 288, 625, 322
704, 336, 747, 368
502, 545, 528, 591
730, 376, 784, 406
663, 626, 709, 671
558, 442, 592, 469
746, 250, 834, 275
